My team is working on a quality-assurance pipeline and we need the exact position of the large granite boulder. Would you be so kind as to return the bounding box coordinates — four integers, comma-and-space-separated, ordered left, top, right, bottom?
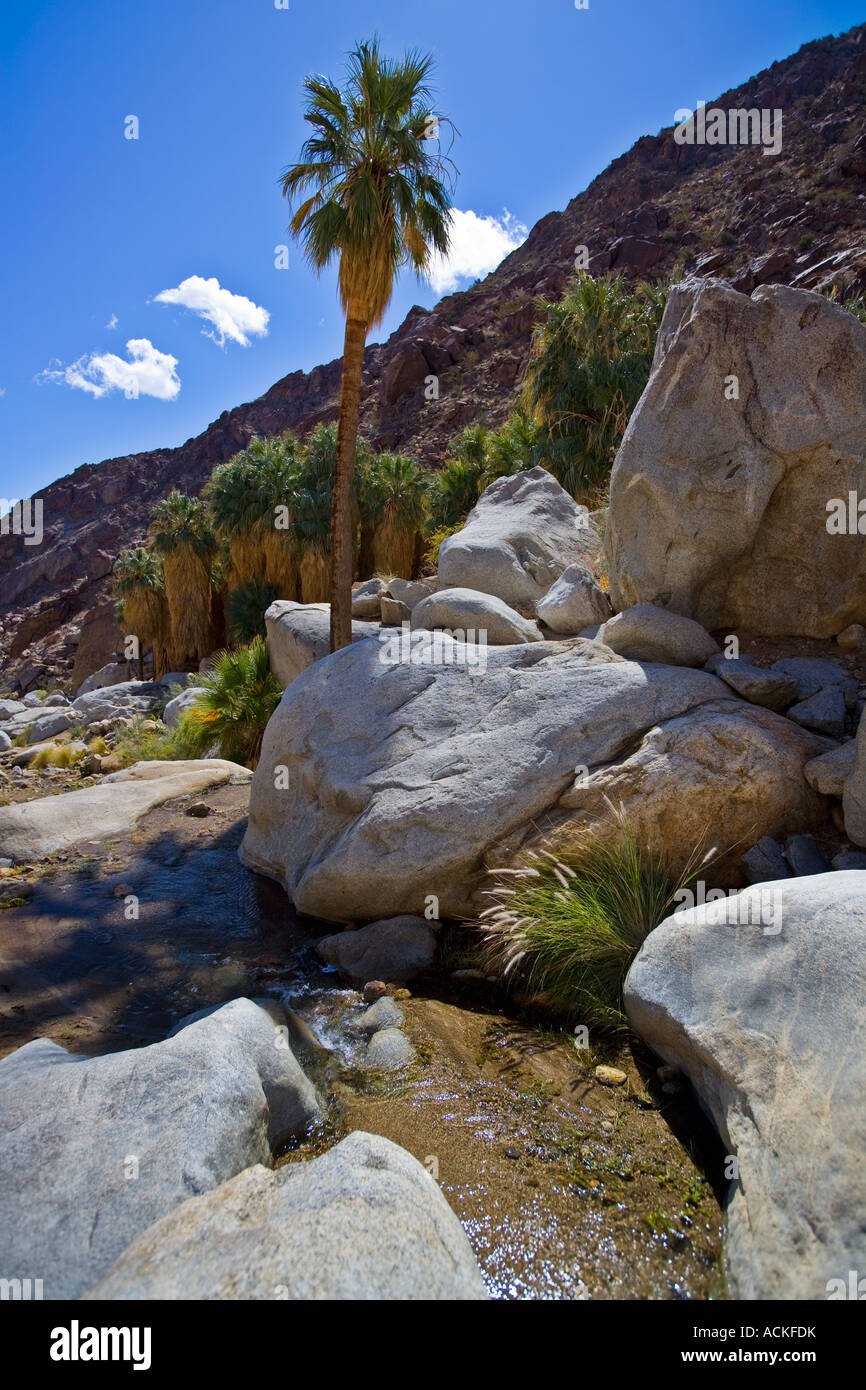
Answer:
624, 872, 866, 1299
76, 662, 132, 697
73, 680, 163, 724
411, 588, 542, 645
85, 1132, 487, 1301
438, 467, 600, 610
265, 601, 380, 689
606, 280, 866, 638
241, 636, 826, 922
0, 999, 322, 1300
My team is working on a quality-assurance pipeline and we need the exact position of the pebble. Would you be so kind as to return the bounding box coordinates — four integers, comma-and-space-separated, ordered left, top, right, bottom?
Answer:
185, 802, 210, 818
362, 980, 387, 1003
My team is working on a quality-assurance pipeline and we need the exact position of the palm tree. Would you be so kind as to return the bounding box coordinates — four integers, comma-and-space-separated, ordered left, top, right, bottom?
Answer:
172, 637, 282, 768
206, 451, 267, 590
149, 491, 217, 668
524, 273, 665, 496
280, 39, 453, 650
206, 433, 300, 599
366, 452, 429, 578
113, 547, 170, 678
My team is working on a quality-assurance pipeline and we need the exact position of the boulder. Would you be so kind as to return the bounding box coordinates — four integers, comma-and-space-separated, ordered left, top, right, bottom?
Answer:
600, 604, 719, 667
438, 467, 600, 610
76, 662, 131, 697
843, 711, 866, 847
705, 655, 798, 711
347, 996, 405, 1035
380, 596, 411, 626
317, 916, 437, 983
365, 1028, 416, 1070
606, 280, 866, 638
42, 692, 71, 707
384, 576, 438, 610
624, 872, 866, 1299
164, 687, 206, 729
769, 657, 851, 700
241, 635, 824, 921
351, 578, 386, 619
85, 1131, 487, 1301
25, 710, 73, 744
0, 759, 252, 862
742, 836, 791, 884
785, 833, 830, 876
536, 565, 614, 635
0, 731, 11, 752
787, 686, 847, 738
804, 741, 857, 796
411, 588, 542, 645
0, 999, 321, 1300
0, 700, 26, 719
22, 692, 44, 707
73, 680, 163, 724
264, 601, 380, 689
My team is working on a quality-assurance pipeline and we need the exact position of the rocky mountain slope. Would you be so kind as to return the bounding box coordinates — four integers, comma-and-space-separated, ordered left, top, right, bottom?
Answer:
3, 22, 865, 691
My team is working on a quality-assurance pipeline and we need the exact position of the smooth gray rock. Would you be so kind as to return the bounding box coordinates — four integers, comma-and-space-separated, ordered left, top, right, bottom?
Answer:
351, 577, 387, 619
73, 681, 163, 724
384, 576, 438, 610
411, 587, 542, 644
347, 996, 405, 1035
365, 1027, 416, 1070
843, 709, 866, 847
705, 655, 798, 711
536, 564, 613, 635
84, 1131, 488, 1301
25, 710, 73, 744
0, 731, 10, 751
317, 916, 437, 984
771, 657, 850, 700
785, 834, 830, 876
0, 699, 26, 718
0, 760, 252, 862
741, 836, 791, 884
831, 849, 866, 870
0, 999, 322, 1300
438, 467, 599, 610
164, 686, 206, 729
22, 692, 44, 707
42, 692, 71, 707
606, 280, 866, 638
242, 636, 825, 921
264, 601, 380, 689
787, 686, 847, 738
600, 603, 719, 667
76, 662, 131, 696
380, 596, 411, 625
804, 741, 857, 796
624, 872, 866, 1299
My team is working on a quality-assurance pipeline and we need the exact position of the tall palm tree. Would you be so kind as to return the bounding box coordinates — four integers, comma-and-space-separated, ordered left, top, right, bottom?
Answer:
149, 491, 217, 668
206, 433, 300, 599
280, 39, 454, 650
113, 547, 170, 678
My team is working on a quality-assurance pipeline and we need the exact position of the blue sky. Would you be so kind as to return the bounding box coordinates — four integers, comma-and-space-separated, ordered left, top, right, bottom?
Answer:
1, 0, 861, 501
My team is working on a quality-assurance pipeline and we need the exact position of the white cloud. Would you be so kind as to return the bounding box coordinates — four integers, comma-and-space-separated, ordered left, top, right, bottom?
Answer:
426, 208, 528, 295
154, 274, 270, 347
106, 313, 118, 330
40, 339, 180, 400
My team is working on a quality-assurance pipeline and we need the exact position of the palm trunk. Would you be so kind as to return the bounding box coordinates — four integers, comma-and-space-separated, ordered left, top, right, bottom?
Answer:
331, 305, 368, 651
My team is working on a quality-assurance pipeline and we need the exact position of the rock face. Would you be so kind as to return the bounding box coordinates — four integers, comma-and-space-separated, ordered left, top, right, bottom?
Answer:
0, 999, 321, 1300
0, 759, 252, 862
843, 710, 866, 846
76, 661, 132, 696
85, 1131, 487, 1301
599, 604, 719, 667
606, 280, 866, 638
240, 635, 825, 922
316, 916, 438, 983
351, 578, 386, 619
72, 679, 163, 725
536, 565, 613, 635
411, 588, 541, 645
624, 873, 866, 1300
265, 601, 380, 689
437, 469, 600, 610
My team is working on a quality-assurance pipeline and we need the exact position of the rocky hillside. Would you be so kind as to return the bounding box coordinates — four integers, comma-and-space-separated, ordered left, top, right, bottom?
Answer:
3, 21, 866, 691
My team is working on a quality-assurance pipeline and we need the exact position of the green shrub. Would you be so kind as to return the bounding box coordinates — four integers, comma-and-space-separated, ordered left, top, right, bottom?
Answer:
479, 810, 715, 1034
174, 637, 282, 767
